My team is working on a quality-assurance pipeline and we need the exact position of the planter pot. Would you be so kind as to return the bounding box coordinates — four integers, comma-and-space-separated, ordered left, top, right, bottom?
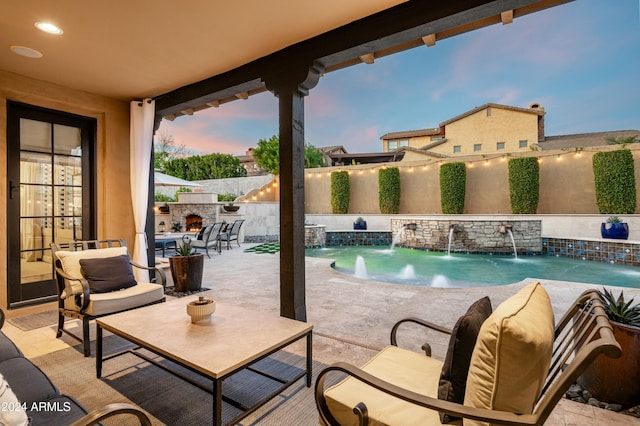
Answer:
577, 321, 640, 407
223, 205, 240, 212
600, 222, 629, 240
169, 253, 204, 293
353, 221, 367, 230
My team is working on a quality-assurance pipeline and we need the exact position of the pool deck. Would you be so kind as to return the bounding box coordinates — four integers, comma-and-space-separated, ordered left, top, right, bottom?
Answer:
6, 243, 640, 425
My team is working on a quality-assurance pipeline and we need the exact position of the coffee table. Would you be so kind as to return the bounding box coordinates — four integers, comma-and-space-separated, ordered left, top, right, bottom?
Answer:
96, 298, 313, 425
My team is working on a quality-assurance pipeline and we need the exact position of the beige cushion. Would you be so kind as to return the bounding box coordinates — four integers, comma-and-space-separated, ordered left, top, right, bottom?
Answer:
63, 281, 164, 316
56, 247, 129, 293
56, 247, 164, 315
323, 345, 446, 426
463, 282, 554, 426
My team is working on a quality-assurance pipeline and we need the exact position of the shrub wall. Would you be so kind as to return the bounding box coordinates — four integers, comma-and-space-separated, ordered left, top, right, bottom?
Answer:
508, 157, 540, 214
592, 149, 636, 214
330, 171, 350, 214
440, 162, 466, 214
378, 167, 401, 214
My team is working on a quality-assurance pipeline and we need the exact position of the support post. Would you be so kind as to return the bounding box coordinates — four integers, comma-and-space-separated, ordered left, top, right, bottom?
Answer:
264, 62, 323, 321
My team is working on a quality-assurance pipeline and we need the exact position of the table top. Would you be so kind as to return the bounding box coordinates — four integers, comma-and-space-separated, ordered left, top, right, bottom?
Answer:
155, 233, 190, 242
97, 298, 312, 379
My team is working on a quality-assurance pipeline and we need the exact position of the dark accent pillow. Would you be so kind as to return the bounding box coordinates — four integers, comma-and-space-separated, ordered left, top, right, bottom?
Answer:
79, 255, 137, 293
438, 296, 492, 423
196, 227, 207, 240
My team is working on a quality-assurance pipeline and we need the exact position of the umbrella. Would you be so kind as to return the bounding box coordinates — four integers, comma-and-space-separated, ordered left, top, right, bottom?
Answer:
154, 171, 202, 187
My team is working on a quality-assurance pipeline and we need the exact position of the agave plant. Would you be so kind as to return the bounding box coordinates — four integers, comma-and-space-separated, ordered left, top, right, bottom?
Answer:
176, 241, 193, 256
599, 287, 640, 327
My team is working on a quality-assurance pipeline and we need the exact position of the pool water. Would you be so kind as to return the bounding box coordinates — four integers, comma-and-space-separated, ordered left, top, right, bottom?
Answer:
305, 246, 640, 289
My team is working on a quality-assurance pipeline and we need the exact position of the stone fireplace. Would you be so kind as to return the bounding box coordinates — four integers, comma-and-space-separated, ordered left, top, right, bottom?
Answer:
185, 214, 203, 231
168, 192, 220, 233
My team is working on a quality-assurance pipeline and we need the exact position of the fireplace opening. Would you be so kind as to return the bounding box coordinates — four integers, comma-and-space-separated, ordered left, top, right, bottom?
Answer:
185, 214, 203, 232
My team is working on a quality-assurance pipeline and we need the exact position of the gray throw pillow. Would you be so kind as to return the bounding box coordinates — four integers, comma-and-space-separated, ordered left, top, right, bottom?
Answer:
79, 255, 137, 293
438, 296, 492, 423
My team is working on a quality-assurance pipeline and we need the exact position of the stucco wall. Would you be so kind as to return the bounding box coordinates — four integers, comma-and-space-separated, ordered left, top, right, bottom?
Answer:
304, 145, 640, 216
440, 107, 539, 156
0, 70, 131, 313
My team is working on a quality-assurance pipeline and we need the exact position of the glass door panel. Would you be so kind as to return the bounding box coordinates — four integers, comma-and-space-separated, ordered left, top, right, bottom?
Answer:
7, 102, 96, 307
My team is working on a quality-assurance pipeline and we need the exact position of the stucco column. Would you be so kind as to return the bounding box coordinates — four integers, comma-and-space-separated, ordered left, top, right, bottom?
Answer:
264, 61, 323, 321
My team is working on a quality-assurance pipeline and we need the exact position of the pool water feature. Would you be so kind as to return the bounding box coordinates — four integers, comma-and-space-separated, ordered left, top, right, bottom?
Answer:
306, 246, 640, 289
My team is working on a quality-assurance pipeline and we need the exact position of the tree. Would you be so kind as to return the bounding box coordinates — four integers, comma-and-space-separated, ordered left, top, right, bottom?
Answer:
253, 135, 325, 175
164, 153, 246, 180
606, 135, 639, 148
153, 131, 189, 172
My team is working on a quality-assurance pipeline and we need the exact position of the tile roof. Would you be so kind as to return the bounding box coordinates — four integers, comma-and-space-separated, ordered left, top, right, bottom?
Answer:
538, 130, 640, 150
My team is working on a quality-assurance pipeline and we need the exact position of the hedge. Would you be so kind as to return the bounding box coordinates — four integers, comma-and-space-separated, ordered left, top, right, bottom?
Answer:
508, 157, 540, 214
440, 162, 466, 214
378, 167, 401, 214
592, 149, 636, 214
330, 171, 350, 214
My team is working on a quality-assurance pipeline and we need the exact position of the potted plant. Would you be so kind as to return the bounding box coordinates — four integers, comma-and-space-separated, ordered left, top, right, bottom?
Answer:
168, 241, 204, 293
577, 288, 640, 407
600, 215, 629, 240
223, 202, 240, 212
353, 217, 367, 230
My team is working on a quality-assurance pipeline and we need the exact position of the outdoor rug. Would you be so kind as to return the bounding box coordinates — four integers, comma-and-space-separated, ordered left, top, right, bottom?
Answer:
7, 310, 58, 331
32, 335, 331, 425
164, 286, 211, 298
244, 243, 280, 254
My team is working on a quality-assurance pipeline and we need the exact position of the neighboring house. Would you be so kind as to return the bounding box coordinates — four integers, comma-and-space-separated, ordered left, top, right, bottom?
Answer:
537, 130, 640, 150
323, 145, 405, 165
382, 102, 639, 161
237, 148, 265, 176
381, 102, 545, 157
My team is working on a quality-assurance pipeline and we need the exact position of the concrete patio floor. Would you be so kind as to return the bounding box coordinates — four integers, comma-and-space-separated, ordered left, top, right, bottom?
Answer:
5, 243, 640, 425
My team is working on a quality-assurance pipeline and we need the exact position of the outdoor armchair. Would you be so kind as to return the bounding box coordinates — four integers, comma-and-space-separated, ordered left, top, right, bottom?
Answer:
315, 284, 621, 425
51, 239, 166, 357
183, 222, 223, 257
219, 219, 244, 250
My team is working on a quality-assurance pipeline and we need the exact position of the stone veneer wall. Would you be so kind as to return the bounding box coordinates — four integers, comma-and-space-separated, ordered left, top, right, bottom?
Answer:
305, 225, 326, 248
390, 219, 542, 254
543, 237, 640, 266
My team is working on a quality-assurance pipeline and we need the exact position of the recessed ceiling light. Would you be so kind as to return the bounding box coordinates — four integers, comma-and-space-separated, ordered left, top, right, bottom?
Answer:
10, 46, 43, 58
35, 21, 63, 35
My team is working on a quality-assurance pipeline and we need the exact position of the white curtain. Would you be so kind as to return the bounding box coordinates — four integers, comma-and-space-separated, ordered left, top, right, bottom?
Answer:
129, 99, 155, 281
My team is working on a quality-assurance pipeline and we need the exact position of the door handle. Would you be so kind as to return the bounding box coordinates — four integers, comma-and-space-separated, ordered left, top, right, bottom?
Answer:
9, 180, 19, 199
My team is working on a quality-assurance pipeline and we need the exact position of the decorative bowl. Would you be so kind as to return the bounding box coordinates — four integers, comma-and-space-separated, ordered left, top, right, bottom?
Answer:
186, 296, 216, 323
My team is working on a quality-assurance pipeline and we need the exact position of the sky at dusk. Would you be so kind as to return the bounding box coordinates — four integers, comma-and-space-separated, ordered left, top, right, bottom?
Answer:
158, 0, 640, 156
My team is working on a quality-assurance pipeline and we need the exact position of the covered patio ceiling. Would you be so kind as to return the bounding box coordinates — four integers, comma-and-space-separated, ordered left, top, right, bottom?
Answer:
2, 0, 571, 120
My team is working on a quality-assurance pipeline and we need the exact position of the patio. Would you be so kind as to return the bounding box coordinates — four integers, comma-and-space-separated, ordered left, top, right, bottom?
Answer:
3, 244, 640, 425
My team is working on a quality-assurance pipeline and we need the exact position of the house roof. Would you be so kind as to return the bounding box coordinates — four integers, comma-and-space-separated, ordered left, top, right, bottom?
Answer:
440, 102, 545, 127
538, 130, 640, 150
380, 127, 442, 140
380, 102, 544, 140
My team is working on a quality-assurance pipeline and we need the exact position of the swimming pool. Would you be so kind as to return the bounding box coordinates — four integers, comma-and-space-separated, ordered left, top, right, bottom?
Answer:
305, 246, 640, 288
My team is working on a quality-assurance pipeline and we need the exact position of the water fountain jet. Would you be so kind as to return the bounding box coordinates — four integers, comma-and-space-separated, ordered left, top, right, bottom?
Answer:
355, 255, 368, 279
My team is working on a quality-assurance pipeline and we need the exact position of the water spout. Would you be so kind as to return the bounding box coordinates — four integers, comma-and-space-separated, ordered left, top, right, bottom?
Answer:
399, 264, 416, 280
507, 229, 518, 259
390, 225, 406, 250
355, 255, 368, 278
447, 226, 455, 255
